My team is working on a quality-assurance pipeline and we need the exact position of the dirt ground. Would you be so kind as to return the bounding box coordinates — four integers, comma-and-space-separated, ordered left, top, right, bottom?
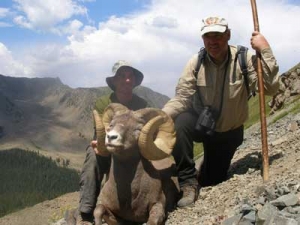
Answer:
0, 192, 79, 225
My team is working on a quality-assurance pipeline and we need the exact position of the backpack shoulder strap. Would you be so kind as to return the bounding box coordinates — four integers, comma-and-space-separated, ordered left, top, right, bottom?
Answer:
237, 45, 248, 72
237, 45, 255, 99
193, 47, 206, 78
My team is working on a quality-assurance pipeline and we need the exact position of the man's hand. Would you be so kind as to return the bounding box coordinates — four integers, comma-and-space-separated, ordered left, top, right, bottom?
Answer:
251, 31, 270, 52
91, 140, 100, 155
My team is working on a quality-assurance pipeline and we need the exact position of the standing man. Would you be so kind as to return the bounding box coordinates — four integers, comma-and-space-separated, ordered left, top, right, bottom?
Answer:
162, 16, 279, 208
77, 60, 148, 225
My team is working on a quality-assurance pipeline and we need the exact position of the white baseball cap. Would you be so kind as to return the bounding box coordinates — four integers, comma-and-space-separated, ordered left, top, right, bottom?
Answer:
200, 16, 228, 36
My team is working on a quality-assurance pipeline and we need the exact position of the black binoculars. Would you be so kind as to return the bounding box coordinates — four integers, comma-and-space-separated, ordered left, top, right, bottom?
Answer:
195, 106, 216, 136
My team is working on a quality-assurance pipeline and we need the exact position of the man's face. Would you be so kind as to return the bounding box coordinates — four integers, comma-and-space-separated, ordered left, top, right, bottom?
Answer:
112, 67, 136, 95
202, 30, 230, 63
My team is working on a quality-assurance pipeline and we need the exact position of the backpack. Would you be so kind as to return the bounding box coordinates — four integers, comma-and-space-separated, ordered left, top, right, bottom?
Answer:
193, 45, 255, 100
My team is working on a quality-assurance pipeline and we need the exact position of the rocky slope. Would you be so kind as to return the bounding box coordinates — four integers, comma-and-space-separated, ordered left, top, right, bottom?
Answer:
165, 107, 300, 225
269, 62, 300, 115
165, 65, 300, 224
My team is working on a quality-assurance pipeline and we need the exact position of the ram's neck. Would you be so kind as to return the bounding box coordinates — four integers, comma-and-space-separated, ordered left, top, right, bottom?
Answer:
110, 153, 144, 184
108, 153, 147, 202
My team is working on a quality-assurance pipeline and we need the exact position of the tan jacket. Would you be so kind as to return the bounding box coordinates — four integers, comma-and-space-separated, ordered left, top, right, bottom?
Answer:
163, 45, 279, 132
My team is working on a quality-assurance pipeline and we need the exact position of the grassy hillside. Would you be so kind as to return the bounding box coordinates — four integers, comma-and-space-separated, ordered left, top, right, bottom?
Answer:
244, 95, 272, 129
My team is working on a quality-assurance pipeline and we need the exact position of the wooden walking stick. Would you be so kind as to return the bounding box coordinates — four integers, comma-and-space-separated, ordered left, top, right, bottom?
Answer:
250, 0, 269, 182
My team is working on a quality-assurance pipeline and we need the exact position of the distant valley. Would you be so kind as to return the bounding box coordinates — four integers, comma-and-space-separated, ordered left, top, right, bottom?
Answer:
0, 74, 169, 163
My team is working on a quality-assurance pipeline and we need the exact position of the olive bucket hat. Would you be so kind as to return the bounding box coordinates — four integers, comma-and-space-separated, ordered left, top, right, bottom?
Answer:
106, 60, 144, 91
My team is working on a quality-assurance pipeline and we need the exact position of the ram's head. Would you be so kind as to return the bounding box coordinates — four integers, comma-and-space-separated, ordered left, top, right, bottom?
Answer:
93, 103, 176, 160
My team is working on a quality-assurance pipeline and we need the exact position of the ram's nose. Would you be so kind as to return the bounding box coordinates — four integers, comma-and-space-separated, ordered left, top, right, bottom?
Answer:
106, 130, 120, 143
107, 134, 118, 141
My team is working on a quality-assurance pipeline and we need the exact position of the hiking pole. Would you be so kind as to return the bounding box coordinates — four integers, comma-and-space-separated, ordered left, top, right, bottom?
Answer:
250, 0, 269, 182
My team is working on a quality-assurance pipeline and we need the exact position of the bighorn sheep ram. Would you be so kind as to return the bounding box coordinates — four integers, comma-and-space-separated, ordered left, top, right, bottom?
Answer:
92, 103, 179, 225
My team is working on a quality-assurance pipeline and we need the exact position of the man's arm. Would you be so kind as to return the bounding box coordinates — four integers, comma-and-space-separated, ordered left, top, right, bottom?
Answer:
248, 31, 280, 96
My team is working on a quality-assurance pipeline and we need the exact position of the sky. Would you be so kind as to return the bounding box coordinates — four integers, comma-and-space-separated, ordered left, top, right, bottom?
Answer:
0, 0, 300, 97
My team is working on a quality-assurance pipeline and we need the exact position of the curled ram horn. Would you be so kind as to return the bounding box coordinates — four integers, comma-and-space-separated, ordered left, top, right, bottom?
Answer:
93, 110, 110, 156
136, 108, 176, 160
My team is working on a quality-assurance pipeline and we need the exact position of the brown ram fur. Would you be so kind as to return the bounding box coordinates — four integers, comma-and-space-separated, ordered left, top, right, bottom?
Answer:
93, 104, 179, 225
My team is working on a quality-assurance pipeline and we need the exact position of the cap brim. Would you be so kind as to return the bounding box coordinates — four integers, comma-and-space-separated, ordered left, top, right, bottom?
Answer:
201, 25, 227, 36
106, 66, 144, 91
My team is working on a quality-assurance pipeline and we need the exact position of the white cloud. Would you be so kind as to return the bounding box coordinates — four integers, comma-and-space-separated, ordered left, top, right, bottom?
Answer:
12, 0, 87, 31
0, 8, 14, 27
151, 16, 178, 28
0, 43, 33, 77
2, 0, 300, 97
13, 15, 33, 29
0, 8, 10, 18
0, 22, 12, 27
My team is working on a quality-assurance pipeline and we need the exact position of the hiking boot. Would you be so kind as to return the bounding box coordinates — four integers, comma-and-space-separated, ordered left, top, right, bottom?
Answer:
76, 212, 94, 225
177, 185, 199, 208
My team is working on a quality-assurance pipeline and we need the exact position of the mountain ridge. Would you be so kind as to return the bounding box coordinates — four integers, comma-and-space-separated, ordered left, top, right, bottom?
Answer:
0, 74, 169, 154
